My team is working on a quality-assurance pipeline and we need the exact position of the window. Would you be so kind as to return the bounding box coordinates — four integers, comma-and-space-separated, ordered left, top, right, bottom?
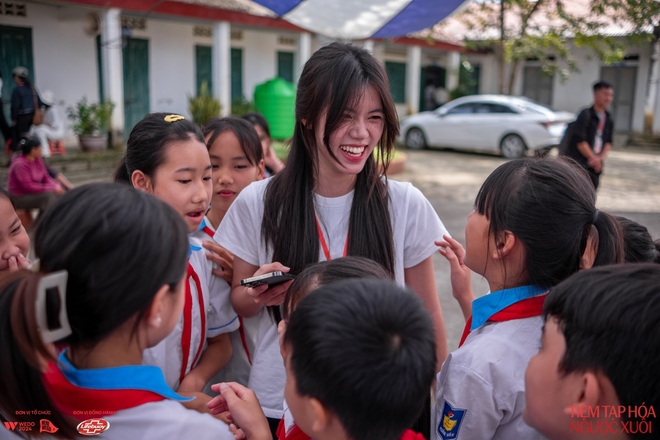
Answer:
231, 48, 243, 102
447, 103, 476, 114
277, 51, 294, 83
475, 103, 517, 114
385, 61, 406, 103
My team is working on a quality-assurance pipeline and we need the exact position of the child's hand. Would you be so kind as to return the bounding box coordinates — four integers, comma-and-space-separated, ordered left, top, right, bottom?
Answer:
7, 254, 31, 272
246, 263, 293, 307
208, 382, 271, 440
436, 235, 475, 321
203, 240, 234, 284
177, 391, 213, 415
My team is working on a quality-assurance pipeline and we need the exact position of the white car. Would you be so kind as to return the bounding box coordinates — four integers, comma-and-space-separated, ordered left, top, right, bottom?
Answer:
399, 95, 575, 158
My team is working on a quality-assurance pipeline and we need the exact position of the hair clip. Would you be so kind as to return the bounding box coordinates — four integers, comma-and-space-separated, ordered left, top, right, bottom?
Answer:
35, 270, 72, 344
164, 114, 185, 123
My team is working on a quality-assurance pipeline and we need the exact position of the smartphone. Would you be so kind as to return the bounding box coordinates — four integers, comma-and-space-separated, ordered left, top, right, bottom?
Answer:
240, 271, 295, 288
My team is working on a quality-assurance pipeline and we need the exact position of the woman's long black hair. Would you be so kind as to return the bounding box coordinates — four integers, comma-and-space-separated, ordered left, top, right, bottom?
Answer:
261, 43, 399, 309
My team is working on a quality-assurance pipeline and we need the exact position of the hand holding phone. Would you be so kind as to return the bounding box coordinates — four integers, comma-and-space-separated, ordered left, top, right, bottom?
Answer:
240, 271, 295, 288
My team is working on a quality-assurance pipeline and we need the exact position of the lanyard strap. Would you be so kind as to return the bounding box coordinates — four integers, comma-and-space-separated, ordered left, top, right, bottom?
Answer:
179, 263, 206, 385
314, 214, 348, 261
458, 294, 547, 348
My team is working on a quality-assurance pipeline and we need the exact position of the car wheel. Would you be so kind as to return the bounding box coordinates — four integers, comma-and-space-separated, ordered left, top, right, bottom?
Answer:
405, 127, 427, 150
500, 134, 526, 159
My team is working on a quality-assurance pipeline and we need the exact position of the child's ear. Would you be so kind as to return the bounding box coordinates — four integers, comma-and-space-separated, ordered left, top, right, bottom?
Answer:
144, 284, 174, 346
310, 398, 331, 434
562, 371, 603, 417
131, 170, 153, 193
492, 231, 516, 260
257, 159, 265, 180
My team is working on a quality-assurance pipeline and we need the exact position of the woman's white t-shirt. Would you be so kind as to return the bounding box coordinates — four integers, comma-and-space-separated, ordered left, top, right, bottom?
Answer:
215, 177, 448, 418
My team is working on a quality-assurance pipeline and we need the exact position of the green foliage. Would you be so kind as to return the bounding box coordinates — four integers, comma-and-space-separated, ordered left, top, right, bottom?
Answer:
67, 97, 115, 136
457, 0, 659, 93
188, 81, 221, 125
231, 96, 255, 116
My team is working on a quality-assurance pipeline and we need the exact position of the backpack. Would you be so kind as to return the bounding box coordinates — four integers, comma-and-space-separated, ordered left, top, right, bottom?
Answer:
557, 120, 575, 156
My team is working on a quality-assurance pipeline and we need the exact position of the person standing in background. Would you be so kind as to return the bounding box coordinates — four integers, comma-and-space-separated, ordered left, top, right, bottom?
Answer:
0, 70, 12, 145
10, 66, 41, 151
564, 81, 614, 189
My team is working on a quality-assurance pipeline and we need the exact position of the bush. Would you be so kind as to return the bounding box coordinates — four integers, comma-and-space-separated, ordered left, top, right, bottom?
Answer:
67, 97, 115, 136
189, 82, 221, 125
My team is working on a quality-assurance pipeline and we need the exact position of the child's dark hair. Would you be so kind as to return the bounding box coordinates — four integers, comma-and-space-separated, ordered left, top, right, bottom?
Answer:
202, 117, 263, 166
19, 135, 40, 156
0, 183, 189, 438
475, 158, 623, 288
115, 113, 205, 183
284, 278, 436, 440
282, 256, 391, 322
544, 264, 660, 429
240, 112, 271, 139
262, 42, 399, 298
0, 187, 15, 207
616, 216, 660, 264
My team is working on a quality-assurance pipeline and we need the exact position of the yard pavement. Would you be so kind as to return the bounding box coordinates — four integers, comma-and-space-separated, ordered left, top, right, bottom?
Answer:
394, 147, 660, 349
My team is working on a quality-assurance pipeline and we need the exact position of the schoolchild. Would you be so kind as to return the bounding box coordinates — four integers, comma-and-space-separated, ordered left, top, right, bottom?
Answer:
215, 42, 449, 434
433, 158, 623, 440
115, 114, 238, 410
240, 112, 284, 177
0, 183, 264, 439
192, 116, 265, 388
615, 216, 660, 264
524, 264, 660, 440
208, 278, 436, 440
0, 188, 31, 273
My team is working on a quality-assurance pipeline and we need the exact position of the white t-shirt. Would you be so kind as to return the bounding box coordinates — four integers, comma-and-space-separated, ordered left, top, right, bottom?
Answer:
144, 237, 239, 390
434, 317, 545, 440
215, 177, 448, 418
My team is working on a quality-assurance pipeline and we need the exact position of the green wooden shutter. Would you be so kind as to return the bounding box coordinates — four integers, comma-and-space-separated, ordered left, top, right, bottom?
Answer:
96, 34, 104, 103
122, 38, 150, 135
231, 48, 243, 102
277, 51, 294, 83
385, 61, 406, 104
195, 45, 213, 95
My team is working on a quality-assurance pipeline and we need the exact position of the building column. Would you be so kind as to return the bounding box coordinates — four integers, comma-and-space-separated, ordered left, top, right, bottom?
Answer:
101, 8, 124, 143
362, 39, 374, 54
213, 21, 231, 116
296, 32, 312, 84
647, 40, 660, 136
446, 51, 461, 92
406, 45, 421, 114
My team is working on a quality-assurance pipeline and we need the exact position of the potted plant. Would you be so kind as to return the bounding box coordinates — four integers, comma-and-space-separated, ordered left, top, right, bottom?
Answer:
68, 97, 115, 152
188, 82, 221, 126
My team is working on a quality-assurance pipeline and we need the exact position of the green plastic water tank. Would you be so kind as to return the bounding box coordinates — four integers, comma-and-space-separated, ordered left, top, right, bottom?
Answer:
253, 78, 295, 140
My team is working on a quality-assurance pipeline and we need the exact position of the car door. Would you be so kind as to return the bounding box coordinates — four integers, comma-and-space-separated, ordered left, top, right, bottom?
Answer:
427, 103, 476, 149
469, 103, 519, 150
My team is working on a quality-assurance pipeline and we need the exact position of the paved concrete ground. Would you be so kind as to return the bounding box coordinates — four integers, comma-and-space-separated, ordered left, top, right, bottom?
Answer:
394, 147, 660, 349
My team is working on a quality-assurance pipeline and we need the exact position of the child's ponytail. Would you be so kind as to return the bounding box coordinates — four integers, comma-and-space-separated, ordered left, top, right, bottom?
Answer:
591, 210, 624, 267
0, 271, 78, 439
654, 240, 660, 264
114, 157, 131, 183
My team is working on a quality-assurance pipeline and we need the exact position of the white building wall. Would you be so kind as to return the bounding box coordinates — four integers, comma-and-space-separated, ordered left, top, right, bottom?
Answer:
0, 2, 99, 145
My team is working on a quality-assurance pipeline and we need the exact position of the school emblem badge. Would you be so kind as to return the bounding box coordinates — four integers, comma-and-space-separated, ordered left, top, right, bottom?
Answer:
437, 400, 466, 439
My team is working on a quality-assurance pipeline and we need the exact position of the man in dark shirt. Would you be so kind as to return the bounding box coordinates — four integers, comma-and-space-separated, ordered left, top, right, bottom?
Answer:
564, 81, 614, 189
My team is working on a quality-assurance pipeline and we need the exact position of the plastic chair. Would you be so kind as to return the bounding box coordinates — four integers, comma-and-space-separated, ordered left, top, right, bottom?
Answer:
49, 140, 65, 155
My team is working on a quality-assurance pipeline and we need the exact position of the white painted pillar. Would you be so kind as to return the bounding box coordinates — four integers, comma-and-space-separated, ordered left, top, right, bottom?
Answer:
406, 45, 421, 114
372, 42, 385, 64
296, 32, 312, 84
213, 21, 231, 116
647, 40, 660, 136
101, 8, 124, 142
446, 51, 461, 92
362, 39, 374, 54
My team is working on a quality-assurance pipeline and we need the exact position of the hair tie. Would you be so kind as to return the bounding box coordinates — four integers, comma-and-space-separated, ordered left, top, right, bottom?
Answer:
35, 270, 72, 343
592, 209, 600, 224
164, 114, 185, 123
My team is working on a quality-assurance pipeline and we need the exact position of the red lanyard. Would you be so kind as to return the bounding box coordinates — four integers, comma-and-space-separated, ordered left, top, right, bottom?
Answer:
202, 225, 214, 238
179, 262, 206, 385
315, 214, 348, 261
458, 295, 546, 348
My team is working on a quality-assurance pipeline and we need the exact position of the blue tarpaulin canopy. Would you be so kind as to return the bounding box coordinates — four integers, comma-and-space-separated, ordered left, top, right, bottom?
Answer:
249, 0, 468, 39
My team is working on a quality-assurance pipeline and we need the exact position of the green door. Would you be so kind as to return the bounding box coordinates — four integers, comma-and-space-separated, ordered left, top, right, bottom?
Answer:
0, 25, 34, 122
385, 61, 406, 104
277, 51, 294, 83
123, 38, 150, 135
195, 45, 213, 95
231, 48, 243, 103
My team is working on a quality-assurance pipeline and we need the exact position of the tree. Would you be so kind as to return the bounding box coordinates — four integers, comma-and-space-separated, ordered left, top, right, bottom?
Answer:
448, 0, 660, 94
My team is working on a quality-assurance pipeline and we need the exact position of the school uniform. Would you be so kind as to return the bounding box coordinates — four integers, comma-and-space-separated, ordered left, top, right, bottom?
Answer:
434, 285, 547, 440
216, 177, 448, 419
143, 237, 239, 390
191, 217, 258, 389
40, 351, 234, 439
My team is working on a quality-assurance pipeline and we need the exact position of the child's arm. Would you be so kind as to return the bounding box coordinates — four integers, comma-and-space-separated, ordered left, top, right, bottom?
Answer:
231, 257, 293, 318
178, 333, 232, 394
436, 236, 475, 322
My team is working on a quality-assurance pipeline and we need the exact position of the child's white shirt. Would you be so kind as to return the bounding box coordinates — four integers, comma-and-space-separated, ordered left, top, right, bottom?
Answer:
143, 237, 239, 390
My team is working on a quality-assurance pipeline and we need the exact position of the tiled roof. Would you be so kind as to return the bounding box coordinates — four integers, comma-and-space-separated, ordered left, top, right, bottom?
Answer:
171, 0, 276, 17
